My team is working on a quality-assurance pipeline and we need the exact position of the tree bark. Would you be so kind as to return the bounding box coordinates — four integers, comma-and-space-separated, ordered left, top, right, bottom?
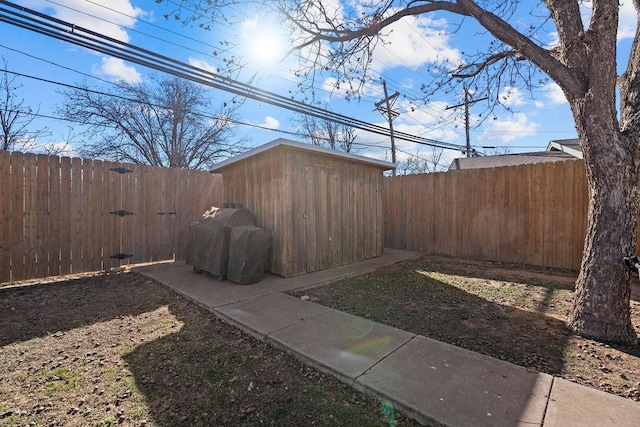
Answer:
563, 0, 639, 345
568, 112, 639, 344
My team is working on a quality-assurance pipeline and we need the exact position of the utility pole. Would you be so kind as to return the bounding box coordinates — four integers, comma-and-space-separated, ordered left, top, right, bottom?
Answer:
464, 89, 471, 158
376, 80, 400, 175
446, 87, 488, 157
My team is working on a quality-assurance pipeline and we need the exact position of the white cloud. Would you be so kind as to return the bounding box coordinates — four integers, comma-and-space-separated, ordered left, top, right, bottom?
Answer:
93, 57, 141, 83
23, 0, 145, 42
479, 113, 539, 143
188, 57, 220, 74
259, 116, 280, 129
618, 1, 637, 39
394, 121, 460, 146
544, 82, 567, 105
545, 31, 560, 49
370, 14, 462, 71
499, 86, 526, 107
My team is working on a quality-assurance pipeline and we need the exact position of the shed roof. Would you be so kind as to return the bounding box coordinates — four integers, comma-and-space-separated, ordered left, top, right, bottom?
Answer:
210, 138, 396, 172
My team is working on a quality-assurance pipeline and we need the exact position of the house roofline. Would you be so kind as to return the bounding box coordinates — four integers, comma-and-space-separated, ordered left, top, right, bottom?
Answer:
210, 138, 396, 172
547, 139, 583, 159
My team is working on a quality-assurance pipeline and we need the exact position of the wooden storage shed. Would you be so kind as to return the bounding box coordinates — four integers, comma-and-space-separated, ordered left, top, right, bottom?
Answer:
210, 138, 395, 277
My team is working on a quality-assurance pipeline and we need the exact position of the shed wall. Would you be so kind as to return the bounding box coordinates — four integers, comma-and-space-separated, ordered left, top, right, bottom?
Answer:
218, 149, 288, 275
219, 146, 385, 277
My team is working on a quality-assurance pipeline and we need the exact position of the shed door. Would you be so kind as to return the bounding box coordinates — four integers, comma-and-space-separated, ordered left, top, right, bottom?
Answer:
304, 165, 340, 272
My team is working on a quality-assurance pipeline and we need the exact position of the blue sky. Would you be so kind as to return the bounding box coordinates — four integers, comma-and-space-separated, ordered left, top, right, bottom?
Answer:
0, 1, 636, 167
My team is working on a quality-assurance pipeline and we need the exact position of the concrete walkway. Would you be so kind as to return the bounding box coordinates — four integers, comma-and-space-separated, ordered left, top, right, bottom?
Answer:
137, 249, 640, 426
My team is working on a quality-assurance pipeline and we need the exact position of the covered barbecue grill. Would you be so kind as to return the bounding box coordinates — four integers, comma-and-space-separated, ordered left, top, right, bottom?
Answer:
185, 207, 259, 281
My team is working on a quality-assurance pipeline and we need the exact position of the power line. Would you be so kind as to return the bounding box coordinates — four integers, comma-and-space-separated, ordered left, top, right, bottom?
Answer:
82, 0, 476, 147
2, 68, 309, 138
0, 0, 468, 153
74, 0, 367, 112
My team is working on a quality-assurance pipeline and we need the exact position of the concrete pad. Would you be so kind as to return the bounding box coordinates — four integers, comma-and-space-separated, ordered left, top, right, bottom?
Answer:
136, 248, 422, 307
138, 262, 256, 307
357, 335, 552, 427
269, 310, 415, 382
214, 293, 332, 339
544, 377, 640, 427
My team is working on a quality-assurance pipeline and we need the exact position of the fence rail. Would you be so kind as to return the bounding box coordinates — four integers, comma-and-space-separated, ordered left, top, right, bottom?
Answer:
383, 159, 589, 270
0, 151, 222, 283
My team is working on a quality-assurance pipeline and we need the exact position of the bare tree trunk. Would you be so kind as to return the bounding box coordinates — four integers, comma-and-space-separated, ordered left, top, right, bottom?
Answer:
569, 115, 639, 344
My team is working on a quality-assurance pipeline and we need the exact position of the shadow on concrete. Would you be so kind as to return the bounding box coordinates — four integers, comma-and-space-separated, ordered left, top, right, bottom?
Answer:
121, 299, 406, 426
0, 271, 410, 426
295, 265, 571, 376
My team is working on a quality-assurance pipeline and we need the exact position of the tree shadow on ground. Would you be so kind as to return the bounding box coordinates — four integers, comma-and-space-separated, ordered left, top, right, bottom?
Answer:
295, 266, 572, 376
122, 297, 405, 427
0, 273, 166, 347
1, 272, 409, 426
413, 256, 640, 357
417, 255, 578, 291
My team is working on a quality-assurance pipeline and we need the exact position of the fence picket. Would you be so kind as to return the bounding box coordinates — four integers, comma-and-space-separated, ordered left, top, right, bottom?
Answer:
0, 151, 11, 281
58, 157, 72, 275
35, 155, 49, 278
70, 157, 83, 272
23, 154, 37, 279
10, 152, 25, 281
48, 156, 61, 277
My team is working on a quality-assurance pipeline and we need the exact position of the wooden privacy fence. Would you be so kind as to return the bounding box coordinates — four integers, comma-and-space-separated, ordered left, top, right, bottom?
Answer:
0, 151, 222, 283
383, 159, 589, 270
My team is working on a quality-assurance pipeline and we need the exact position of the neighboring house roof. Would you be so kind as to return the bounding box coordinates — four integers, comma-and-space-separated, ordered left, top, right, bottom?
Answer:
210, 138, 396, 172
547, 138, 582, 159
448, 138, 582, 171
449, 151, 576, 171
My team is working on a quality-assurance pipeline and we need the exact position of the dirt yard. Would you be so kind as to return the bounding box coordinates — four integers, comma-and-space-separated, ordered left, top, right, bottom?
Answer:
4, 256, 640, 426
291, 255, 640, 402
0, 272, 418, 427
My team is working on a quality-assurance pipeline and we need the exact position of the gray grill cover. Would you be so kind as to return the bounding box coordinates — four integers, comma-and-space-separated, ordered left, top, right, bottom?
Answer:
185, 207, 256, 278
226, 225, 270, 285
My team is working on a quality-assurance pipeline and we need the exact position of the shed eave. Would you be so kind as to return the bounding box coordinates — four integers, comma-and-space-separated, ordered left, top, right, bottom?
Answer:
210, 138, 396, 172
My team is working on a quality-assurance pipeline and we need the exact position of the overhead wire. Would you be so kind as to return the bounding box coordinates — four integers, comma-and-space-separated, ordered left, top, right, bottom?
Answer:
79, 0, 570, 153
0, 0, 468, 152
75, 0, 470, 147
1, 68, 310, 139
45, 0, 402, 130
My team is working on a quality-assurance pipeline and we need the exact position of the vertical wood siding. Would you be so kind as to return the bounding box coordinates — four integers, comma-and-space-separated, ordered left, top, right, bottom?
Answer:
218, 146, 386, 277
0, 152, 222, 283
